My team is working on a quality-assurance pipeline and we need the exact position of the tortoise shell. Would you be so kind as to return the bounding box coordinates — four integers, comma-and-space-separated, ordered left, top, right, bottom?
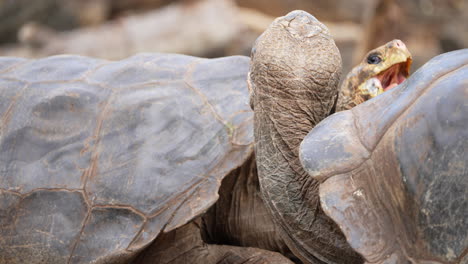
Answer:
300, 49, 468, 263
0, 54, 253, 263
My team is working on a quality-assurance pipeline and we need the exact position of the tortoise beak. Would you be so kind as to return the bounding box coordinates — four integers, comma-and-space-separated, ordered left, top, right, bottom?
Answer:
385, 39, 412, 78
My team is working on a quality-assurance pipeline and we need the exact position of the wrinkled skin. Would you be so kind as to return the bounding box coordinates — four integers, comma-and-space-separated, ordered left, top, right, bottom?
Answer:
249, 11, 363, 263
201, 155, 295, 260
136, 154, 295, 263
300, 50, 468, 263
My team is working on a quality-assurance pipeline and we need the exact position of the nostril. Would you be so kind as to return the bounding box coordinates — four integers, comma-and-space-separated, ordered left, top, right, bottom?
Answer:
394, 39, 405, 49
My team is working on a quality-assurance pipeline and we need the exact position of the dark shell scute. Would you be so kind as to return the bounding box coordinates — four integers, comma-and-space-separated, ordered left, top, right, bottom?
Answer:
0, 190, 88, 264
0, 57, 27, 73
0, 81, 112, 192
191, 56, 251, 121
69, 207, 145, 264
85, 80, 232, 215
86, 53, 198, 88
396, 64, 468, 260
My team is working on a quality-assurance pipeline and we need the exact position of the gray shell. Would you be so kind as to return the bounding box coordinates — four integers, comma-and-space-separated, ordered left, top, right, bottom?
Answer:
300, 49, 468, 263
0, 54, 253, 263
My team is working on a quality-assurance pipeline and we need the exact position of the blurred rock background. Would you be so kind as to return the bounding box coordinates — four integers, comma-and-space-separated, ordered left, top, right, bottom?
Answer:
0, 0, 466, 76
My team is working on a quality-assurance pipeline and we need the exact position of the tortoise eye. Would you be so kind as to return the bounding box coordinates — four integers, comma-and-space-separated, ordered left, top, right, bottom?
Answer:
367, 54, 382, 64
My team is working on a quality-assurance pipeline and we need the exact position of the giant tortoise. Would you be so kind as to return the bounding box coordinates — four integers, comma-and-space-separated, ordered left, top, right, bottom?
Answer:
300, 49, 468, 263
0, 10, 464, 264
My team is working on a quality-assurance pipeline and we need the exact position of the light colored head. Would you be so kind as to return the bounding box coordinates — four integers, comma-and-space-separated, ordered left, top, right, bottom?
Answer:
338, 39, 412, 110
358, 39, 412, 94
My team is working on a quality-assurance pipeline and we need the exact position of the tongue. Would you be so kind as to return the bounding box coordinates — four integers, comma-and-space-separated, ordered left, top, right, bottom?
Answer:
397, 72, 407, 84
383, 72, 406, 91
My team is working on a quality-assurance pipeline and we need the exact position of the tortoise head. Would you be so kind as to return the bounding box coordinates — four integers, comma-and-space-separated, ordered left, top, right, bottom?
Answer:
248, 10, 341, 114
338, 39, 412, 110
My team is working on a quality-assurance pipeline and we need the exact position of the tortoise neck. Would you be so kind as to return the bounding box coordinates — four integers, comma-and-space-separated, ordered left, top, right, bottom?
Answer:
247, 9, 362, 262
251, 82, 356, 263
253, 91, 323, 179
249, 51, 362, 264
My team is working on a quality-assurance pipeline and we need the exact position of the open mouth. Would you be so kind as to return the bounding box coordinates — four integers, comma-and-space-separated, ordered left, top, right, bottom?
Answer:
375, 61, 411, 91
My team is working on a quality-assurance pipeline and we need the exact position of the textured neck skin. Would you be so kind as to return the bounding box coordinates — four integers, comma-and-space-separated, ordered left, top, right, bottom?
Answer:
250, 11, 363, 263
337, 66, 366, 111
